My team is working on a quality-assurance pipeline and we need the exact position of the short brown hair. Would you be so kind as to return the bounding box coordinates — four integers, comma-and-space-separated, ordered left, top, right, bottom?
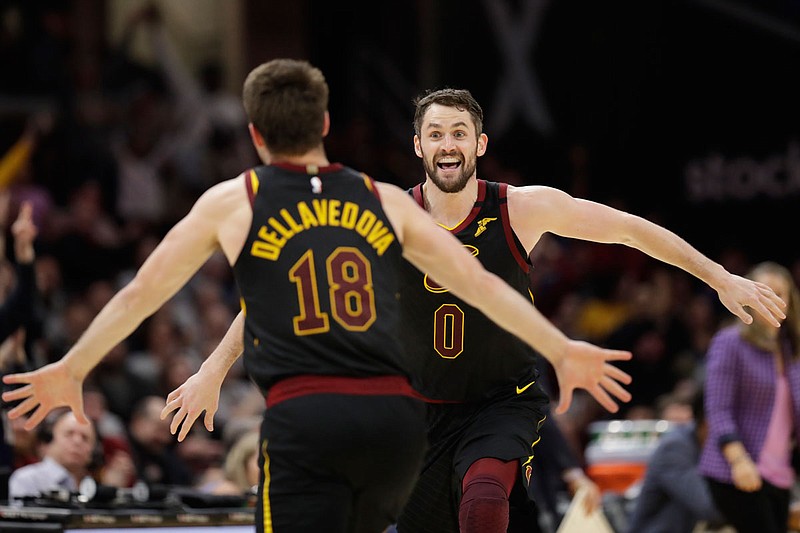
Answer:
413, 88, 483, 137
242, 59, 329, 156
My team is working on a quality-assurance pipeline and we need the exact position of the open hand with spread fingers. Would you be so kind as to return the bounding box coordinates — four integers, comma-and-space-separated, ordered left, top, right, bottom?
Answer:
553, 340, 632, 415
2, 360, 89, 430
161, 366, 224, 442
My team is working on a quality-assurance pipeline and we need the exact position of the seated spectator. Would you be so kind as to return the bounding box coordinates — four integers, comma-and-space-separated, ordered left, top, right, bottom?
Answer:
8, 409, 96, 500
127, 395, 192, 487
83, 386, 136, 489
626, 391, 724, 533
207, 429, 259, 496
654, 391, 693, 425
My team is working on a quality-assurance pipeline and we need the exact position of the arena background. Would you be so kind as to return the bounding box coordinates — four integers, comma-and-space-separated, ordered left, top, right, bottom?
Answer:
3, 0, 799, 265
2, 1, 800, 530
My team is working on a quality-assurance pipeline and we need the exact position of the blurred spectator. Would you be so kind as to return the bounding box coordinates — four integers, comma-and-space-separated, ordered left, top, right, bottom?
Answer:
8, 408, 132, 500
192, 420, 258, 498
654, 391, 693, 425
47, 181, 125, 293
127, 395, 191, 487
608, 267, 693, 415
84, 392, 137, 491
574, 270, 635, 344
0, 197, 37, 345
0, 197, 38, 498
106, 4, 237, 226
5, 414, 40, 470
85, 342, 157, 423
626, 391, 724, 533
200, 429, 260, 496
127, 309, 190, 387
0, 113, 55, 226
678, 292, 720, 377
82, 385, 136, 489
700, 261, 800, 533
197, 60, 257, 189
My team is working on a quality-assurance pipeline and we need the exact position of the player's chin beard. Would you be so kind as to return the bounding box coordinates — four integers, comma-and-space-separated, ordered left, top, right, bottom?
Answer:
423, 156, 476, 194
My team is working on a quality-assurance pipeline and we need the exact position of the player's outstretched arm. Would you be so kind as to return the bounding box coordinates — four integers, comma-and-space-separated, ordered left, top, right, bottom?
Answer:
509, 186, 787, 327
2, 182, 238, 429
378, 183, 632, 414
162, 311, 245, 441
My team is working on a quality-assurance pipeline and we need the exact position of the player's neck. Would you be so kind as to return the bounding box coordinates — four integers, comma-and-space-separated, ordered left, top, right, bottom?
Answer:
268, 146, 330, 168
422, 176, 479, 228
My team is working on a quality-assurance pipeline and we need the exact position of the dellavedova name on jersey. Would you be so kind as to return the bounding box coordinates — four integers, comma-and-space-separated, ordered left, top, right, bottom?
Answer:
250, 199, 395, 261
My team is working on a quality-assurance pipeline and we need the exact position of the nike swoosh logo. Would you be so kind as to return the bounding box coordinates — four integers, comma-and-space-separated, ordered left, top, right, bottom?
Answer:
516, 381, 536, 394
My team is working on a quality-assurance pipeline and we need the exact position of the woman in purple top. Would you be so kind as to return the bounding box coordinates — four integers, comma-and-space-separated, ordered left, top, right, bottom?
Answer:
699, 261, 800, 533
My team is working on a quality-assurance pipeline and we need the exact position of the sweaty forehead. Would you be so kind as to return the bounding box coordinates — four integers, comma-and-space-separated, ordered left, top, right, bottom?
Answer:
422, 104, 473, 130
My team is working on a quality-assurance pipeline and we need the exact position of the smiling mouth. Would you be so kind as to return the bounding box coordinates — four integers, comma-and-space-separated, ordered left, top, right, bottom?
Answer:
436, 159, 462, 171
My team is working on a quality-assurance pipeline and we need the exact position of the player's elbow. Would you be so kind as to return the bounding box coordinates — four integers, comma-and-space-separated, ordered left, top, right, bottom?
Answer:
118, 277, 159, 316
616, 212, 649, 246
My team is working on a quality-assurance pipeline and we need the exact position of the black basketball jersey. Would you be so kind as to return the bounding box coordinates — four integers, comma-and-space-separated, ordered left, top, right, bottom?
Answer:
399, 180, 539, 402
233, 163, 407, 394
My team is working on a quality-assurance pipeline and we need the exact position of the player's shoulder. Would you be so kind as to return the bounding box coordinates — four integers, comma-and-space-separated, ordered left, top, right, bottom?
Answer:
373, 181, 417, 207
192, 173, 250, 215
507, 183, 572, 209
507, 183, 565, 198
200, 172, 247, 194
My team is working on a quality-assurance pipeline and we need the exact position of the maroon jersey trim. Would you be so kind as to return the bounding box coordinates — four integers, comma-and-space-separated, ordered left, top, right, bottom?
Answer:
266, 375, 423, 408
272, 162, 344, 174
450, 180, 487, 234
412, 183, 425, 207
362, 173, 381, 202
410, 180, 487, 234
499, 183, 531, 273
244, 169, 258, 207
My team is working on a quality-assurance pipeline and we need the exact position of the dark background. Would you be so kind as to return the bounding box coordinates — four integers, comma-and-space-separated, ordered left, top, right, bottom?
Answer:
308, 0, 800, 265
2, 0, 799, 264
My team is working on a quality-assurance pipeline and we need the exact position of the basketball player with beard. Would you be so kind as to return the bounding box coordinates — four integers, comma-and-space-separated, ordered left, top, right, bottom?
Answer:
150, 88, 784, 533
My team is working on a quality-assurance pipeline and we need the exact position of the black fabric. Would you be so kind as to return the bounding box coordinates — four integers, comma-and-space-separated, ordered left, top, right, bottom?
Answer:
256, 393, 427, 533
399, 180, 535, 402
0, 262, 35, 342
397, 389, 548, 533
706, 476, 789, 533
234, 164, 408, 393
396, 179, 550, 531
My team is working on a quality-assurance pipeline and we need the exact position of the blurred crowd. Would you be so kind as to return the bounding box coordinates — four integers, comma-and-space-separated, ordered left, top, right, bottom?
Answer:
2, 3, 800, 531
0, 0, 264, 501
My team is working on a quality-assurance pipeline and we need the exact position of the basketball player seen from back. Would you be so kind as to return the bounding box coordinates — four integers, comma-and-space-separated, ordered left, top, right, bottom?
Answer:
2, 61, 634, 533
